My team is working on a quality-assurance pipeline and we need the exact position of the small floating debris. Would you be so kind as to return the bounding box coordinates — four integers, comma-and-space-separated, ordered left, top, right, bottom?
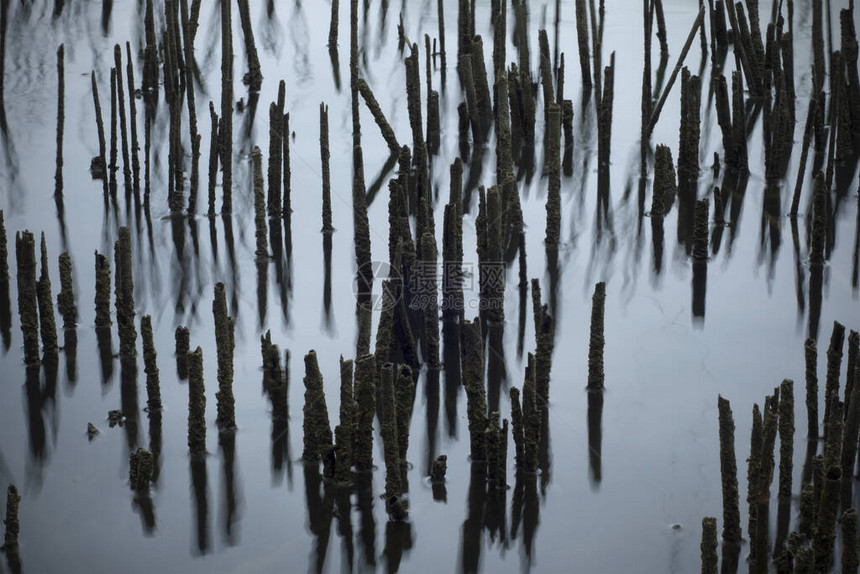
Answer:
108, 410, 124, 427
87, 422, 100, 440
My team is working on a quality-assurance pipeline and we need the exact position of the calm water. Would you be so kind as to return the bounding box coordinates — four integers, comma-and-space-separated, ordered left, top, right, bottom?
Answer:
0, 0, 858, 572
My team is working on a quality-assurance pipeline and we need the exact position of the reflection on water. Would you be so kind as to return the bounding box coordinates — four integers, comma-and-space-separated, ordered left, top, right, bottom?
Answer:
0, 0, 858, 573
189, 455, 209, 554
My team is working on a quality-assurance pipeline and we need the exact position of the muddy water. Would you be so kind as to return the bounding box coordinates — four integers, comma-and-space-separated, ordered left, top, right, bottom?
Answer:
0, 0, 857, 572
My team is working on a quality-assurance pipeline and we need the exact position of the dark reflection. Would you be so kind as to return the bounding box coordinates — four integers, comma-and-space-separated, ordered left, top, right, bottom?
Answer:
96, 327, 114, 386
636, 175, 647, 229
424, 368, 440, 477
516, 275, 527, 359
400, 460, 410, 496
726, 170, 750, 254
484, 481, 508, 550
24, 364, 48, 476
486, 323, 506, 415
219, 431, 241, 545
692, 260, 707, 325
256, 257, 268, 328
55, 193, 69, 253
270, 416, 292, 486
142, 203, 161, 306
303, 462, 333, 574
322, 232, 333, 331
328, 45, 341, 92
208, 215, 219, 263
0, 278, 11, 352
650, 214, 664, 277
711, 185, 726, 254
270, 218, 290, 326
355, 472, 377, 571
170, 213, 190, 315
790, 217, 806, 318
188, 214, 200, 262
132, 488, 156, 535
652, 59, 669, 106
4, 542, 21, 574
64, 326, 78, 385
587, 390, 603, 487
240, 91, 260, 143
189, 455, 210, 554
101, 0, 112, 35
384, 517, 413, 574
464, 146, 486, 206
758, 183, 782, 283
460, 463, 487, 574
267, 348, 292, 487
808, 264, 824, 343
458, 103, 471, 164
375, 0, 388, 59
148, 409, 162, 484
223, 214, 240, 318
334, 484, 354, 572
442, 318, 461, 438
676, 185, 695, 253
834, 156, 859, 206
131, 463, 156, 535
119, 357, 139, 451
366, 152, 399, 206
510, 471, 539, 569
287, 1, 312, 84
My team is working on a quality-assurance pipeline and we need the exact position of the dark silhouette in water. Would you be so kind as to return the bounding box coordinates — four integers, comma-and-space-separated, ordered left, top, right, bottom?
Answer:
442, 317, 461, 439
147, 409, 162, 484
355, 471, 377, 571
384, 517, 413, 573
334, 485, 354, 572
95, 325, 114, 385
460, 462, 488, 574
758, 183, 782, 286
328, 45, 341, 92
218, 431, 240, 545
256, 254, 268, 328
119, 357, 140, 452
486, 322, 507, 416
322, 232, 334, 332
692, 260, 707, 325
587, 390, 603, 487
101, 0, 112, 36
424, 367, 440, 477
510, 470, 540, 569
23, 364, 48, 481
222, 213, 240, 318
303, 461, 333, 574
189, 456, 210, 554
